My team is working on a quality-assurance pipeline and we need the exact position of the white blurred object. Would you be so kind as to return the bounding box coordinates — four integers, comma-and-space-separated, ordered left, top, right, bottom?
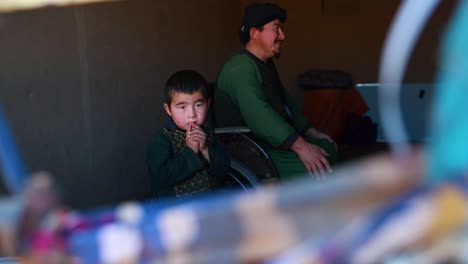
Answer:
378, 0, 440, 157
98, 223, 143, 264
0, 0, 119, 13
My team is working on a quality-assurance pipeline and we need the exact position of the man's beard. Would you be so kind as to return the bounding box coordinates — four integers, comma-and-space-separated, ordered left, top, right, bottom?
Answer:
274, 42, 282, 59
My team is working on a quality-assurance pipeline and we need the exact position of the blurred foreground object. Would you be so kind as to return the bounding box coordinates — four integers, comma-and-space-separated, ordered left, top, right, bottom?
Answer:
428, 0, 468, 183
59, 152, 426, 264
0, 150, 425, 263
0, 0, 118, 13
0, 109, 28, 194
378, 0, 440, 158
2, 150, 467, 263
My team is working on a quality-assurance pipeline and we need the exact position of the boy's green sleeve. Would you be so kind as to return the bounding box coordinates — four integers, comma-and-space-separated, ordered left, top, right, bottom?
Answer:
147, 130, 203, 193
217, 55, 296, 148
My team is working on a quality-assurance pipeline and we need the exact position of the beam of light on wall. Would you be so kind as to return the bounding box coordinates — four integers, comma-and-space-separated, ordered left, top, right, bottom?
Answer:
0, 0, 120, 13
378, 0, 440, 159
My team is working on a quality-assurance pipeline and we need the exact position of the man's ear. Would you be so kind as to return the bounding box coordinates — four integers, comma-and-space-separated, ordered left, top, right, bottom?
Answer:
249, 27, 259, 40
163, 103, 172, 117
206, 98, 211, 108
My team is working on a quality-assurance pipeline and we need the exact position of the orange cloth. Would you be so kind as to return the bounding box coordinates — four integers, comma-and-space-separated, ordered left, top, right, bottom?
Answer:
302, 88, 369, 143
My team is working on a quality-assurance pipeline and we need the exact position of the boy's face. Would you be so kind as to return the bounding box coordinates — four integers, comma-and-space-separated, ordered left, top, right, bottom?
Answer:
164, 90, 210, 130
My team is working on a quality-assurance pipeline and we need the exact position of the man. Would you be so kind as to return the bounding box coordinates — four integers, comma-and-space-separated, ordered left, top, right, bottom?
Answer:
215, 3, 337, 181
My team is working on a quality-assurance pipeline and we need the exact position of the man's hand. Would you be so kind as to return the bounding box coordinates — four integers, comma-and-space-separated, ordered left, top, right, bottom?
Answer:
291, 136, 331, 177
306, 127, 337, 149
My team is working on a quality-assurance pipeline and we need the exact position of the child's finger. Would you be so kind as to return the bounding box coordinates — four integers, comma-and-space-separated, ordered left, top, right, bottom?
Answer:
189, 129, 206, 138
190, 134, 206, 146
190, 125, 201, 133
191, 124, 205, 132
190, 135, 205, 143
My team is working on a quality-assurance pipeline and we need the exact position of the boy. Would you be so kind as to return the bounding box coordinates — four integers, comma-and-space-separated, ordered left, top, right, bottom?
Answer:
147, 70, 230, 199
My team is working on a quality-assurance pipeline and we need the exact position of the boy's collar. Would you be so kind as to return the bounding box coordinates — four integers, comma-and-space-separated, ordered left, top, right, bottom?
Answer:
164, 118, 182, 131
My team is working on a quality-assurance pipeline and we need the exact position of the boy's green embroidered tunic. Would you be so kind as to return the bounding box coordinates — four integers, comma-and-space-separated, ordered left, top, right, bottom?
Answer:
147, 119, 230, 199
163, 128, 211, 198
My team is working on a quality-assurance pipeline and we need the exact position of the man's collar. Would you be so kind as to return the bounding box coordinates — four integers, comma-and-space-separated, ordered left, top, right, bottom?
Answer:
242, 48, 272, 65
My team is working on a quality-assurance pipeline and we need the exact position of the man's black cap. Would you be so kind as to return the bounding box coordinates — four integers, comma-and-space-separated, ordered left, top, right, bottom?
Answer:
239, 3, 287, 45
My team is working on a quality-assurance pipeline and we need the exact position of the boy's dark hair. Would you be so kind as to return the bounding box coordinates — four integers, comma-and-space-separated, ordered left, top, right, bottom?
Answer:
165, 70, 209, 104
239, 3, 287, 46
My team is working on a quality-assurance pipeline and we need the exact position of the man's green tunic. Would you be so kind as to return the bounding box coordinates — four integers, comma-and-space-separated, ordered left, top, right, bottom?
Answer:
216, 50, 336, 180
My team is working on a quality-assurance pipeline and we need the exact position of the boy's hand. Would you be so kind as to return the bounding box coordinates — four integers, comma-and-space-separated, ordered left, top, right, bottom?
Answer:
187, 123, 207, 150
186, 123, 200, 153
187, 123, 210, 161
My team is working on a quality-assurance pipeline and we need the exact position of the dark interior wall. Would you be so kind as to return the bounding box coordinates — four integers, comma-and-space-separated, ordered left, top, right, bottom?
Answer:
0, 0, 241, 208
240, 0, 456, 99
